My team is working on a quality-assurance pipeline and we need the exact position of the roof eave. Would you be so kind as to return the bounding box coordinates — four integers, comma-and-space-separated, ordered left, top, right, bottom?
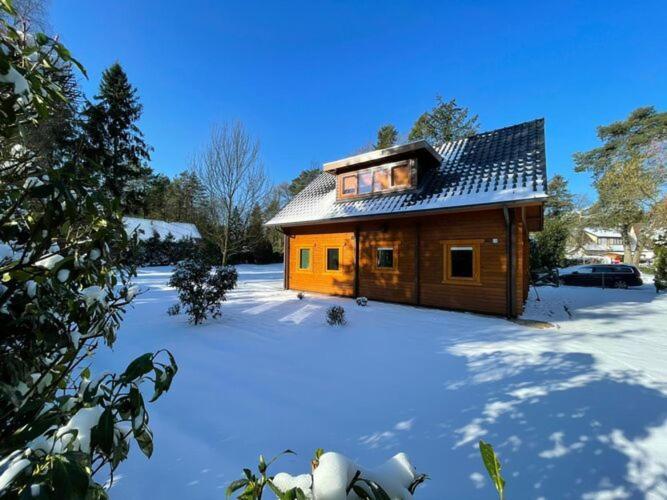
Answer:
265, 195, 547, 228
322, 140, 442, 173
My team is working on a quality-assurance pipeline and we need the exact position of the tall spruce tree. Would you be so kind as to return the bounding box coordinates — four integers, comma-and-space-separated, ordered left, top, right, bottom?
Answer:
409, 95, 479, 147
375, 124, 398, 149
83, 62, 152, 211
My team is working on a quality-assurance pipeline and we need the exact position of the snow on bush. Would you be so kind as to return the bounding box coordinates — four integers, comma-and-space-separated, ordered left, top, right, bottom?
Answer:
228, 449, 427, 500
168, 258, 238, 324
297, 291, 305, 300
356, 296, 368, 307
326, 305, 346, 326
0, 7, 177, 496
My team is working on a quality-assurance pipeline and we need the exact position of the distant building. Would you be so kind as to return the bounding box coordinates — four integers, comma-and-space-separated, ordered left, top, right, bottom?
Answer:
567, 227, 654, 264
122, 217, 201, 242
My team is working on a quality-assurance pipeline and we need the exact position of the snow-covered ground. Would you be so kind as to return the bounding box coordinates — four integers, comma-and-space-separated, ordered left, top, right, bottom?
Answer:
93, 264, 667, 499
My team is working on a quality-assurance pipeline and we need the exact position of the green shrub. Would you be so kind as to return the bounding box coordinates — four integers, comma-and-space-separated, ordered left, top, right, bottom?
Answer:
168, 259, 238, 324
0, 4, 176, 496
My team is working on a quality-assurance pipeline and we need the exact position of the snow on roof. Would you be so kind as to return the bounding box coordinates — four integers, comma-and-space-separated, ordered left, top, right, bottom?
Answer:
267, 119, 547, 227
123, 217, 201, 241
584, 228, 623, 238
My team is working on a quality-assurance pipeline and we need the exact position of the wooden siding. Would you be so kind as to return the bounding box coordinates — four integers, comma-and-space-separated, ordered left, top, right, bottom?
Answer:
287, 225, 356, 296
284, 206, 537, 316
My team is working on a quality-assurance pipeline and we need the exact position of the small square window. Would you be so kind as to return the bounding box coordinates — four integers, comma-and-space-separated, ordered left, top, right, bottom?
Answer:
358, 172, 372, 194
373, 168, 390, 191
443, 240, 481, 284
376, 247, 394, 269
342, 175, 357, 195
450, 246, 473, 278
299, 248, 311, 270
391, 165, 410, 187
326, 248, 340, 271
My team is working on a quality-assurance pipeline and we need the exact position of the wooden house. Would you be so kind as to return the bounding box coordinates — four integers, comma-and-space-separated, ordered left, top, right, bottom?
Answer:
266, 119, 547, 317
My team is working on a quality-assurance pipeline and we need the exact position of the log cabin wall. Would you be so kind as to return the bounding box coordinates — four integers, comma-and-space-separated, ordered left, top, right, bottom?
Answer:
287, 224, 356, 296
284, 206, 534, 316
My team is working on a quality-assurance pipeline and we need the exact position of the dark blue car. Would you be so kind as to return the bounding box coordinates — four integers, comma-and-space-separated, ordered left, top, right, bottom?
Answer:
559, 264, 643, 288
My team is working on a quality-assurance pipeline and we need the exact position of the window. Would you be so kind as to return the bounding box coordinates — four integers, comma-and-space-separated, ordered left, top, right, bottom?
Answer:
373, 168, 390, 191
358, 171, 372, 194
450, 246, 474, 278
342, 174, 357, 195
391, 165, 410, 187
337, 160, 414, 199
442, 240, 481, 284
376, 247, 394, 269
326, 248, 340, 271
298, 248, 311, 270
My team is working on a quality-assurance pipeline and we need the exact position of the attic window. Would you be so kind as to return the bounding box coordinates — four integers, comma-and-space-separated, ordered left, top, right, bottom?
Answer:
342, 174, 357, 195
392, 165, 410, 187
338, 160, 414, 199
358, 172, 372, 194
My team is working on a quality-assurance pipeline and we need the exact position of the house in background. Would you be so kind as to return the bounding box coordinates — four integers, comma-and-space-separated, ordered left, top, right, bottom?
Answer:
567, 227, 654, 264
267, 119, 547, 317
122, 216, 201, 242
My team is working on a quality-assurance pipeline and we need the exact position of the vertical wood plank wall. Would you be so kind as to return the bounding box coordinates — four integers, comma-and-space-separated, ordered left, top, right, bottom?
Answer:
284, 207, 535, 316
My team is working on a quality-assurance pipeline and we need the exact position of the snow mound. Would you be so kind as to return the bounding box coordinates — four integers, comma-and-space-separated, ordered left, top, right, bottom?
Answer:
123, 217, 201, 242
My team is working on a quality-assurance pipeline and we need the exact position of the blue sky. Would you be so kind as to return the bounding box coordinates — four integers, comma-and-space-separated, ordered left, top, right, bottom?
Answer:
51, 0, 666, 198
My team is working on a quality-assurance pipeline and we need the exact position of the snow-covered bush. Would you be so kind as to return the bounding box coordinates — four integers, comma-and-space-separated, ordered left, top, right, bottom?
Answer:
228, 449, 426, 500
326, 305, 346, 326
297, 291, 305, 300
0, 6, 177, 497
356, 296, 368, 307
168, 258, 238, 324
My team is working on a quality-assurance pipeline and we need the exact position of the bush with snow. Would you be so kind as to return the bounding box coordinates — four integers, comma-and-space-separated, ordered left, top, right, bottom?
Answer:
168, 258, 238, 324
0, 8, 177, 497
228, 449, 427, 500
297, 291, 305, 300
326, 305, 346, 326
356, 296, 368, 307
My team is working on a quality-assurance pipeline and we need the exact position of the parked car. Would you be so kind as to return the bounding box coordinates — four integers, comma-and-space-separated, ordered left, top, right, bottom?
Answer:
559, 264, 643, 288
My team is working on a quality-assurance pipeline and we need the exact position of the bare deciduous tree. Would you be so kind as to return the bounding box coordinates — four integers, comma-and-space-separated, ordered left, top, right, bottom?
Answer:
193, 121, 270, 264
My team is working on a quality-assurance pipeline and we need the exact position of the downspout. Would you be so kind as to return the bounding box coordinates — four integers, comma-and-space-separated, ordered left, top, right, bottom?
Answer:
503, 207, 515, 318
283, 230, 290, 291
354, 226, 360, 298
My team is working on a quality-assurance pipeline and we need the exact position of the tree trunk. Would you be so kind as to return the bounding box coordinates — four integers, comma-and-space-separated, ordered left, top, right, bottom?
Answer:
620, 225, 633, 263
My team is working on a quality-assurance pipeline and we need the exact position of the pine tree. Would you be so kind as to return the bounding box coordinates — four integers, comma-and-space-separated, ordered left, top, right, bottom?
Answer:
574, 107, 667, 263
288, 167, 320, 197
83, 62, 152, 210
530, 175, 576, 270
408, 95, 479, 146
375, 124, 398, 149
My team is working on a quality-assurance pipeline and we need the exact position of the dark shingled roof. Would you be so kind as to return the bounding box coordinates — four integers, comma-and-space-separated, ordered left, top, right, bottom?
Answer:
267, 119, 547, 226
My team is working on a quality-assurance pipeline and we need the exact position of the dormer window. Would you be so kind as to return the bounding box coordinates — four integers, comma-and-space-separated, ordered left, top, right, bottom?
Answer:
337, 160, 416, 199
324, 140, 442, 201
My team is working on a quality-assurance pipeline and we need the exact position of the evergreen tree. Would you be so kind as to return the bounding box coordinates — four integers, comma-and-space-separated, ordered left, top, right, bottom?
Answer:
83, 62, 152, 210
165, 171, 206, 222
408, 95, 479, 146
142, 173, 171, 218
530, 175, 576, 270
375, 124, 398, 149
246, 204, 274, 263
288, 167, 320, 197
574, 107, 667, 263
